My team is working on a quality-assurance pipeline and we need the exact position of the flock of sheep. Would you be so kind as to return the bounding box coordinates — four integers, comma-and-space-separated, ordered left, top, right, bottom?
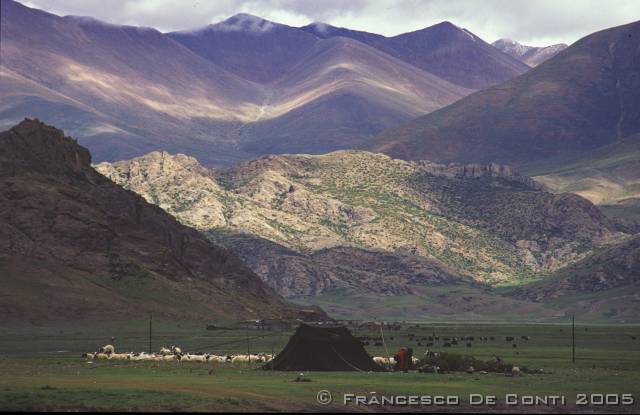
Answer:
82, 345, 274, 364
372, 356, 419, 366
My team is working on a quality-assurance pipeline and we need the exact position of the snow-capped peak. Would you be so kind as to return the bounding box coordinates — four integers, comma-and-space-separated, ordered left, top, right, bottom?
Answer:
211, 13, 276, 34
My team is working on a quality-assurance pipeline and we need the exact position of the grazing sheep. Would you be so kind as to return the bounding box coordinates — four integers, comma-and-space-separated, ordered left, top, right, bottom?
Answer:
109, 353, 131, 361
159, 347, 172, 356
171, 346, 182, 355
511, 366, 521, 376
82, 352, 95, 360
231, 355, 250, 364
373, 357, 396, 366
208, 355, 227, 363
99, 345, 115, 355
259, 353, 274, 363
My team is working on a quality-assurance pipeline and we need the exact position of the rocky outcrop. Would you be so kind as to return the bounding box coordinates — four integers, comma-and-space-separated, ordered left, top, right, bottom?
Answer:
416, 160, 544, 189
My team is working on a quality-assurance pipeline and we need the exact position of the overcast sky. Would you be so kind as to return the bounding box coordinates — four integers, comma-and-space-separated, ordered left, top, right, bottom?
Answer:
22, 0, 640, 46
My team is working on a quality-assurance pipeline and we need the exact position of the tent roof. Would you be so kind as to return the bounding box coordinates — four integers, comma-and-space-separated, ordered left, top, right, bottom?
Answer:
264, 324, 385, 372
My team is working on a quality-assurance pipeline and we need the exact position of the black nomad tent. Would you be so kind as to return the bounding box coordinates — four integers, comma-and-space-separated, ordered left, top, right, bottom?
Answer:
263, 324, 385, 371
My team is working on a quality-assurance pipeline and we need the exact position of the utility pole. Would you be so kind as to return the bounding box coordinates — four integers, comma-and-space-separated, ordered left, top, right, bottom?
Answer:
572, 315, 575, 363
149, 314, 153, 355
247, 335, 251, 369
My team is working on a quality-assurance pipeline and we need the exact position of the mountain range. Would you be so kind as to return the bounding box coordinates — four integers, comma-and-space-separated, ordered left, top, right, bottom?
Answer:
2, 1, 639, 322
0, 119, 320, 322
1, 0, 531, 166
299, 21, 529, 89
369, 20, 640, 166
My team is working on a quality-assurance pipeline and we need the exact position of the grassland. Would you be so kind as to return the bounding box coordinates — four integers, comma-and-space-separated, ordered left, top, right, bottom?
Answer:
1, 319, 639, 412
291, 285, 556, 322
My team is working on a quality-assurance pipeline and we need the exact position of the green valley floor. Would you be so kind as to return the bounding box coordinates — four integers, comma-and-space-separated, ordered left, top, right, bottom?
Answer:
0, 319, 638, 412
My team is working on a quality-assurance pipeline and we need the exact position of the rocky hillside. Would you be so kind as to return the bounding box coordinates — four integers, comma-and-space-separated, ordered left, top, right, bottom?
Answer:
207, 231, 472, 298
517, 236, 640, 298
511, 236, 640, 321
96, 150, 627, 294
0, 119, 315, 322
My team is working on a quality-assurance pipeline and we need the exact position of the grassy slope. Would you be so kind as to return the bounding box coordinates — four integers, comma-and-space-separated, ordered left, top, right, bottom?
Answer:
527, 133, 640, 222
367, 21, 640, 166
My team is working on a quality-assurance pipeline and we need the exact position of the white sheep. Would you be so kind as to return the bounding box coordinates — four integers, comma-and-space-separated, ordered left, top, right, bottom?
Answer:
373, 357, 396, 366
231, 355, 251, 364
159, 347, 172, 356
183, 354, 207, 362
373, 356, 385, 365
512, 366, 521, 376
207, 355, 227, 363
99, 345, 115, 355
